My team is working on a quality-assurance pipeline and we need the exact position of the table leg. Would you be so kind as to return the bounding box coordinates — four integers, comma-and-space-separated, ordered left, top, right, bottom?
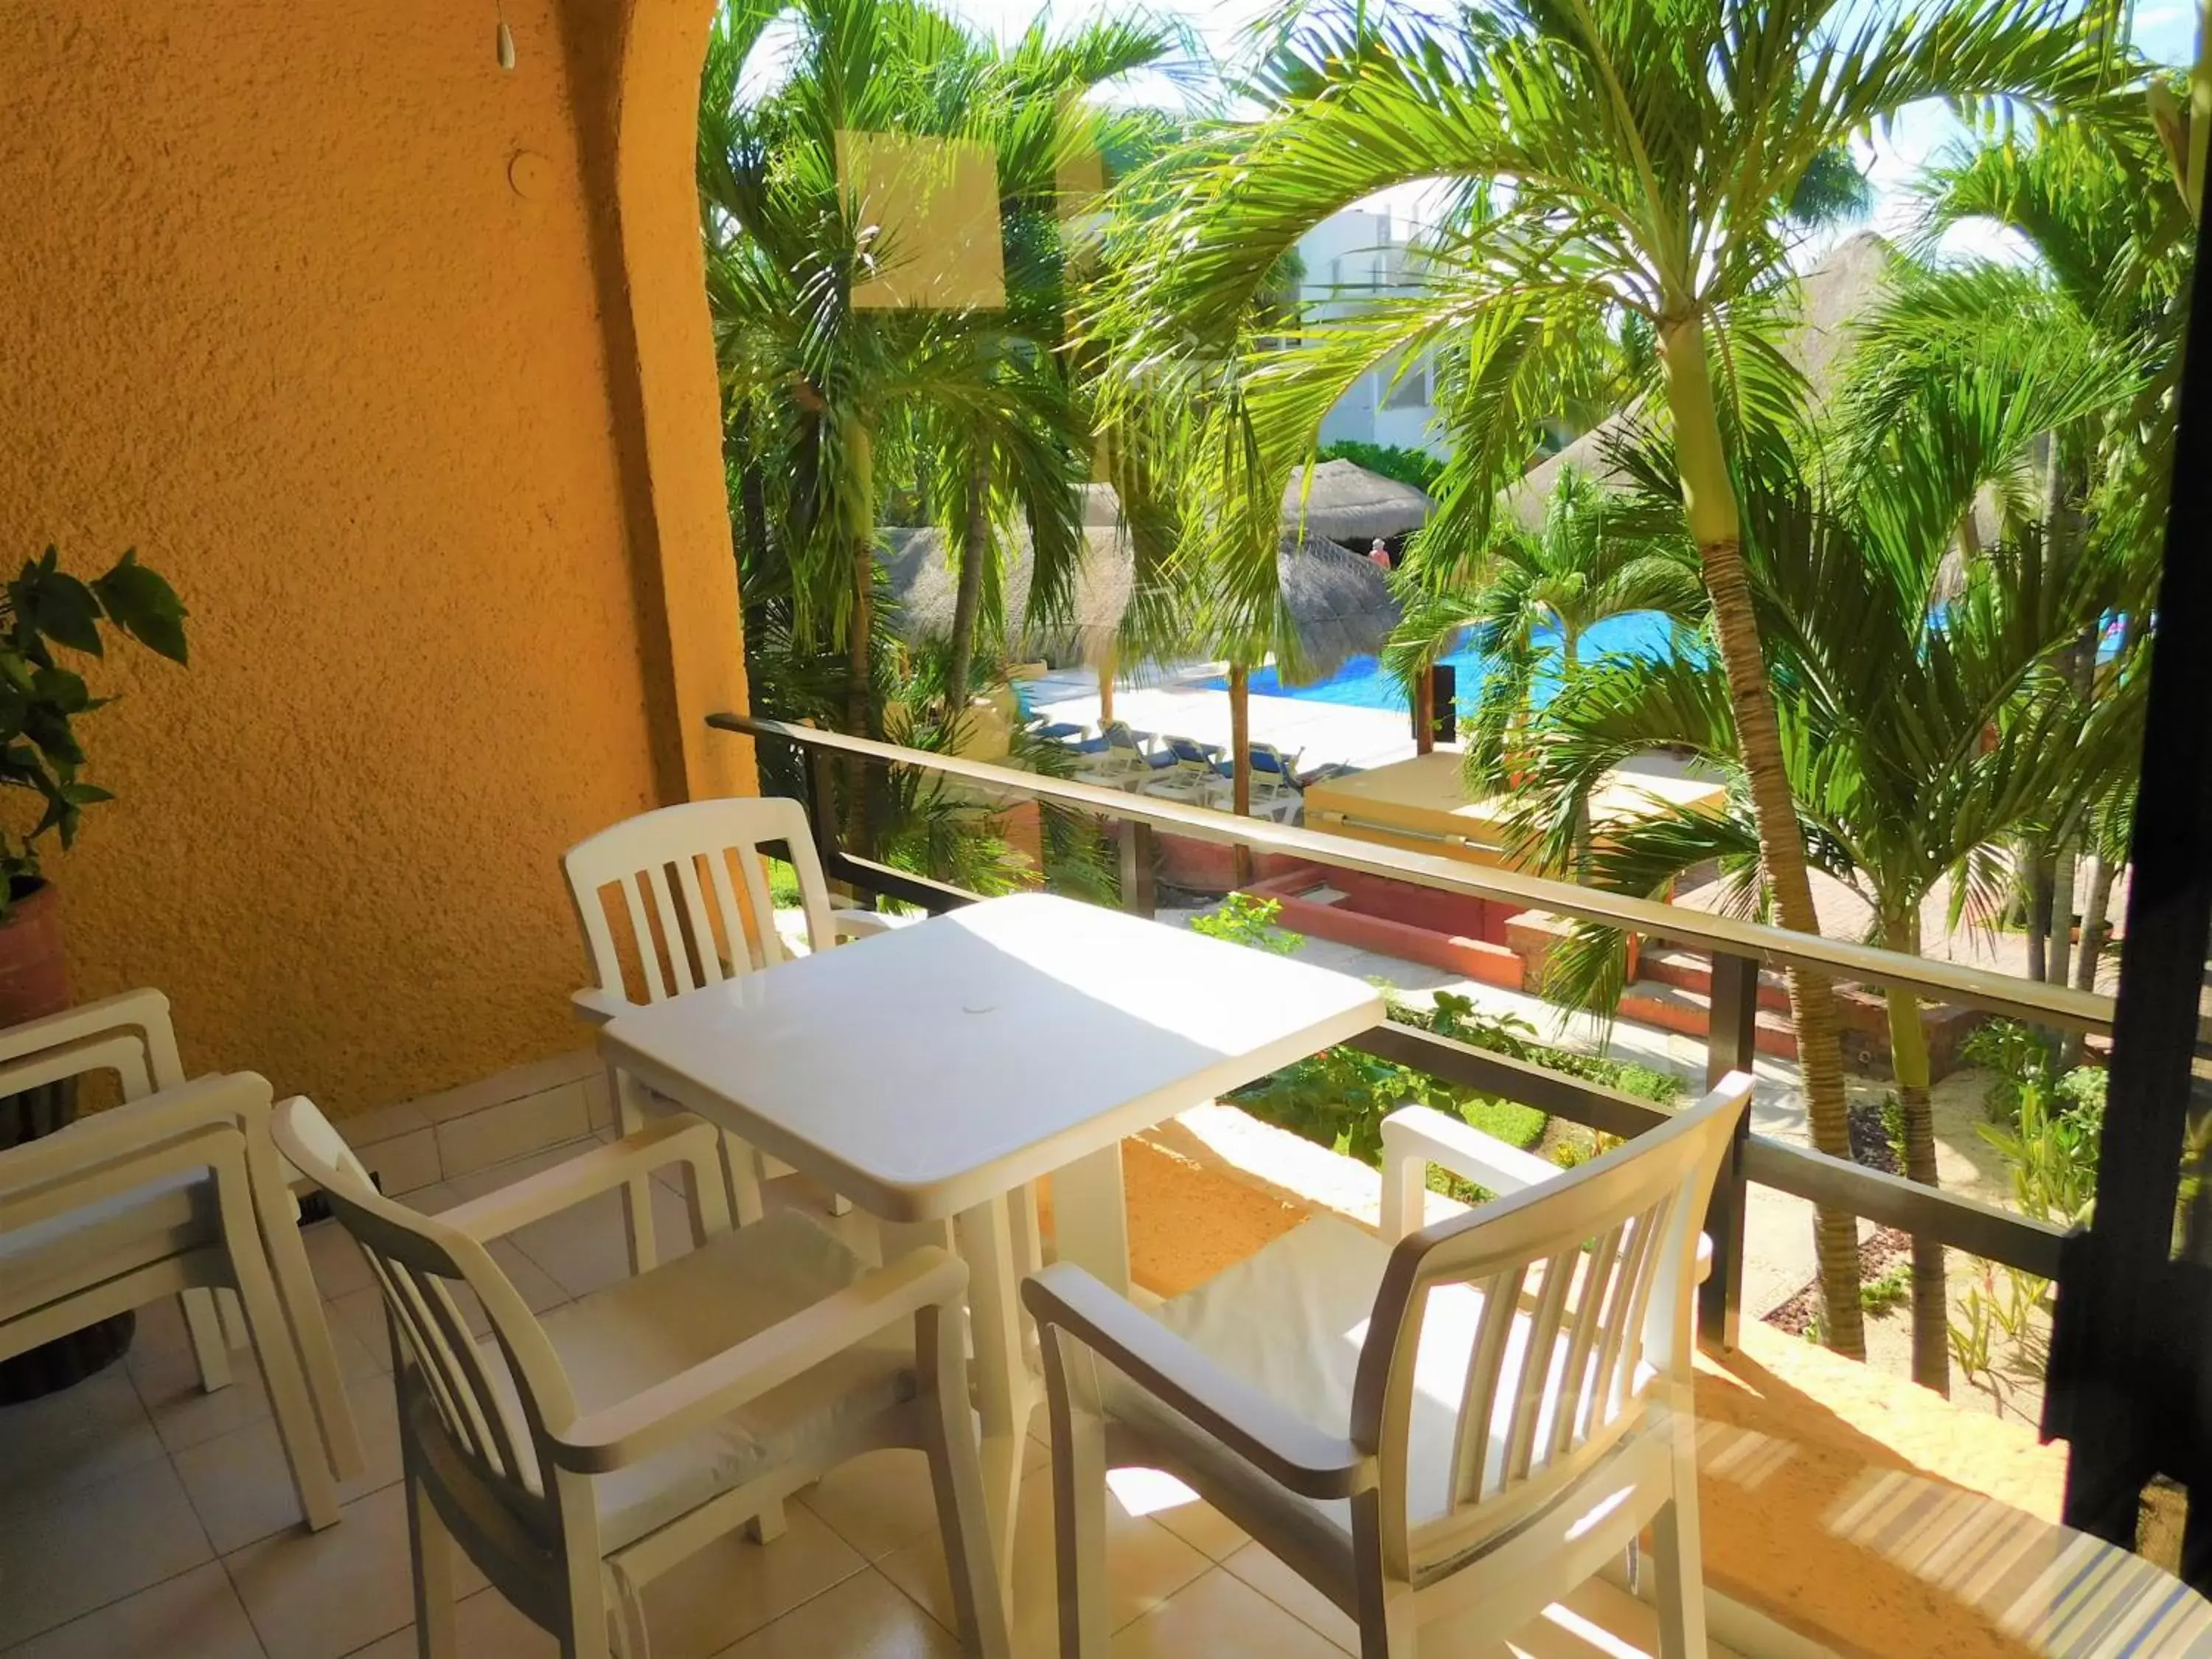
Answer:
1052, 1141, 1130, 1296
955, 1194, 1030, 1606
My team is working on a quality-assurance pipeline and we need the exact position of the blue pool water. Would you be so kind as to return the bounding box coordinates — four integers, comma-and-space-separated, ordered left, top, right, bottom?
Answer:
1199, 611, 1683, 711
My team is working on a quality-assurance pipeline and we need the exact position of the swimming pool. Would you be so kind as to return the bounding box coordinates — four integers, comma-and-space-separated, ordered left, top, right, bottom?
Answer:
1198, 612, 1682, 711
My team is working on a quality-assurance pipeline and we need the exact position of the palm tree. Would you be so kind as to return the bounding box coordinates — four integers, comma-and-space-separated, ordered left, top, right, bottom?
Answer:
1501, 303, 2146, 1389
1097, 0, 2115, 1356
698, 0, 1175, 830
1385, 466, 1705, 854
1917, 93, 2189, 999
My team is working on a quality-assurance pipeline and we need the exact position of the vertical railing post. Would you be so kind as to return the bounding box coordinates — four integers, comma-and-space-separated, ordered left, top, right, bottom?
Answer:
801, 733, 852, 900
1117, 819, 1156, 918
1698, 950, 1761, 1350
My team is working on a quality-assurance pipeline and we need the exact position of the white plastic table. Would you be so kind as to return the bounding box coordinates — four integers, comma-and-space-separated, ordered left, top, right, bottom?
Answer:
597, 891, 1384, 1576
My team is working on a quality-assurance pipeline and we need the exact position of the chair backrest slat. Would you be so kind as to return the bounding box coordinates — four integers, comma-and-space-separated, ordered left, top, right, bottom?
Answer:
668, 855, 729, 989
563, 799, 838, 1006
1445, 1264, 1525, 1510
1500, 1246, 1576, 1484
640, 862, 701, 995
617, 875, 672, 1003
1589, 1200, 1663, 1429
1352, 1074, 1751, 1575
1549, 1219, 1626, 1459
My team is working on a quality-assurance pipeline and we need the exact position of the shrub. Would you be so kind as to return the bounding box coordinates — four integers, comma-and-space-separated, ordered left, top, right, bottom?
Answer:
1315, 440, 1444, 494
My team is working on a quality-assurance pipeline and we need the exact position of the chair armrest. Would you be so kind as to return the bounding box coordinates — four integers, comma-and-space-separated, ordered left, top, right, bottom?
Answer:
1379, 1105, 1559, 1242
570, 986, 636, 1028
1020, 1262, 1371, 1501
549, 1245, 968, 1472
437, 1116, 725, 1242
0, 988, 184, 1096
1, 1074, 272, 1193
829, 909, 895, 942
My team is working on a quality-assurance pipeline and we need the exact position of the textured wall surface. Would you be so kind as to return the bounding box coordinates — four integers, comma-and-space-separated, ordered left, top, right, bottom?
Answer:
0, 1, 744, 1112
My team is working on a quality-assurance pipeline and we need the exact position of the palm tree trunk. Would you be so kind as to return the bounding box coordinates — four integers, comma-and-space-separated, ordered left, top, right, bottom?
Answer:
947, 456, 990, 713
1413, 667, 1435, 755
2046, 826, 2079, 990
2017, 838, 2050, 984
1229, 663, 1252, 817
2073, 852, 2116, 992
844, 425, 877, 855
1229, 663, 1253, 886
1883, 911, 1949, 1394
1662, 311, 1865, 1359
1098, 646, 1116, 723
740, 465, 771, 570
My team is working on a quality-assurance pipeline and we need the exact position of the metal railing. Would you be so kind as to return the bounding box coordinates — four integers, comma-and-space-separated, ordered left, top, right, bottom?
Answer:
713, 711, 2099, 1352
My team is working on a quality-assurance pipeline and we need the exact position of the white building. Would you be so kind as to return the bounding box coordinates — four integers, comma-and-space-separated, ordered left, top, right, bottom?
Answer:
1295, 207, 1448, 460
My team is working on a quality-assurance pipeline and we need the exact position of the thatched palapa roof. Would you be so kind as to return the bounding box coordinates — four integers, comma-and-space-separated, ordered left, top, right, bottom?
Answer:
1274, 532, 1401, 682
882, 484, 1133, 668
1283, 459, 1434, 545
885, 483, 1401, 678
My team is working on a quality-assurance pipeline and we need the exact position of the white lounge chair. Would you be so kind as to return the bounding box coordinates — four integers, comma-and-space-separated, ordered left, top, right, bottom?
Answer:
1023, 1072, 1754, 1659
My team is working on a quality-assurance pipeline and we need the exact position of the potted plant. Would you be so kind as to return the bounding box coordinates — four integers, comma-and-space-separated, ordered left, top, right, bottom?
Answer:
0, 546, 186, 1397
0, 546, 187, 1091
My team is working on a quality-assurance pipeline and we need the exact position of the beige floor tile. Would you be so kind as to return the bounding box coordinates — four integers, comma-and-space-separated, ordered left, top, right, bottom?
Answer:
0, 1562, 262, 1659
130, 1304, 276, 1454
798, 1447, 944, 1561
434, 1085, 592, 1181
174, 1373, 403, 1553
350, 1128, 441, 1198
301, 1220, 376, 1301
504, 1181, 700, 1301
432, 1138, 603, 1207
0, 1457, 215, 1648
712, 1566, 962, 1659
486, 1239, 571, 1314
637, 1501, 870, 1658
0, 1363, 167, 1500
877, 1458, 1208, 1655
1104, 1467, 1248, 1563
326, 1287, 392, 1374
1112, 1565, 1350, 1659
1221, 1543, 1357, 1654
223, 1480, 485, 1659
339, 1586, 557, 1658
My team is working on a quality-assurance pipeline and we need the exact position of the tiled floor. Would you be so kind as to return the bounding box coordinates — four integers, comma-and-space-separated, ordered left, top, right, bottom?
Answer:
0, 1140, 1731, 1659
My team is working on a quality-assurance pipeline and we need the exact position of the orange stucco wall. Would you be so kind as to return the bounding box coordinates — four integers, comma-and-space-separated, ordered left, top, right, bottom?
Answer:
1, 0, 750, 1113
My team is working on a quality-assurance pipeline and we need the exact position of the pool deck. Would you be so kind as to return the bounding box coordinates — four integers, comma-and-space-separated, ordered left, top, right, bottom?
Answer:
1029, 661, 1425, 773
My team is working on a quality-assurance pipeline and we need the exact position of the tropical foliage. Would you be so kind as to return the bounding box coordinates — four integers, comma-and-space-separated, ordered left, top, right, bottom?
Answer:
1091, 0, 2124, 1358
0, 549, 189, 917
702, 0, 2177, 1385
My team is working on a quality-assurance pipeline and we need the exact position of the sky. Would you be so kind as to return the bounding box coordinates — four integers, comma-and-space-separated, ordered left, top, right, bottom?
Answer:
933, 0, 2201, 268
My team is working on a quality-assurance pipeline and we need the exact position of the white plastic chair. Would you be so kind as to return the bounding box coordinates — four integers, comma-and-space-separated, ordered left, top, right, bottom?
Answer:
1022, 1073, 1754, 1659
271, 1098, 1009, 1659
563, 797, 885, 1266
0, 1062, 366, 1530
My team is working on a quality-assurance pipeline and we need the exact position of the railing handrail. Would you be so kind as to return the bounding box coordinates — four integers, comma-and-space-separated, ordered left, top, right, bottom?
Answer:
713, 712, 2115, 1035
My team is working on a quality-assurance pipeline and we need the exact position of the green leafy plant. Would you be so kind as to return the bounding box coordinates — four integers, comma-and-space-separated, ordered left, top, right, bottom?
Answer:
1189, 894, 1304, 955
1860, 1264, 1911, 1316
1314, 439, 1444, 495
0, 548, 188, 917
